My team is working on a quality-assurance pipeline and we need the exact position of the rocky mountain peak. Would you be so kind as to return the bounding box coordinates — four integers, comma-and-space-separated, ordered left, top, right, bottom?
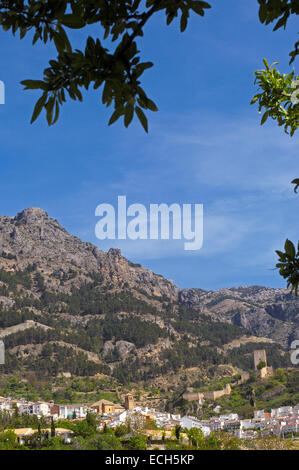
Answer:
0, 208, 179, 301
15, 207, 49, 224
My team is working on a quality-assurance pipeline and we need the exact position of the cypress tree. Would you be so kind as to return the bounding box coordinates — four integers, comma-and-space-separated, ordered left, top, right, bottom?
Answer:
51, 417, 55, 438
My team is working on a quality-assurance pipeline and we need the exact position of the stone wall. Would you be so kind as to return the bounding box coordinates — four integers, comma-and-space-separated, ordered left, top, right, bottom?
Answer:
183, 384, 231, 402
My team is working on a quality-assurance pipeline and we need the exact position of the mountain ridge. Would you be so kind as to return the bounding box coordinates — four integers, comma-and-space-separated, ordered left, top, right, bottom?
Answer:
0, 207, 298, 347
0, 207, 297, 389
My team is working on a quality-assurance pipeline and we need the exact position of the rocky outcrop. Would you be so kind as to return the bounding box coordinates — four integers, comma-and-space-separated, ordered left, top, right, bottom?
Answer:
103, 340, 136, 359
0, 296, 15, 309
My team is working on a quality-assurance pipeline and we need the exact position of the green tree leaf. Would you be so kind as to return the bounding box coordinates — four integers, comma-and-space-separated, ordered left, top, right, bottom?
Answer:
135, 106, 148, 132
61, 14, 85, 29
30, 93, 48, 124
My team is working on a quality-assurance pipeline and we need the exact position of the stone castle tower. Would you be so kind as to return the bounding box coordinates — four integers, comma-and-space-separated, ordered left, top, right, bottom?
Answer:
124, 393, 134, 410
253, 349, 273, 379
253, 350, 267, 370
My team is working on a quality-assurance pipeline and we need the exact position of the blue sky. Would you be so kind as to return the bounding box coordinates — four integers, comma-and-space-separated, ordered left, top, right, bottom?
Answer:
0, 1, 298, 290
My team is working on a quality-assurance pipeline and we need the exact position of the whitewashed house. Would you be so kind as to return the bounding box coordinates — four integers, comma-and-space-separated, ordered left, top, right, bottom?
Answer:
240, 419, 256, 430
219, 413, 239, 421
58, 404, 87, 419
271, 406, 293, 418
107, 410, 128, 428
254, 410, 265, 419
19, 402, 50, 417
180, 416, 211, 436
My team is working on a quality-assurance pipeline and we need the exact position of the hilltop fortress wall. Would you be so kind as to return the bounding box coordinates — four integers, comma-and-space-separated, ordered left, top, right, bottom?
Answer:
183, 384, 231, 402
